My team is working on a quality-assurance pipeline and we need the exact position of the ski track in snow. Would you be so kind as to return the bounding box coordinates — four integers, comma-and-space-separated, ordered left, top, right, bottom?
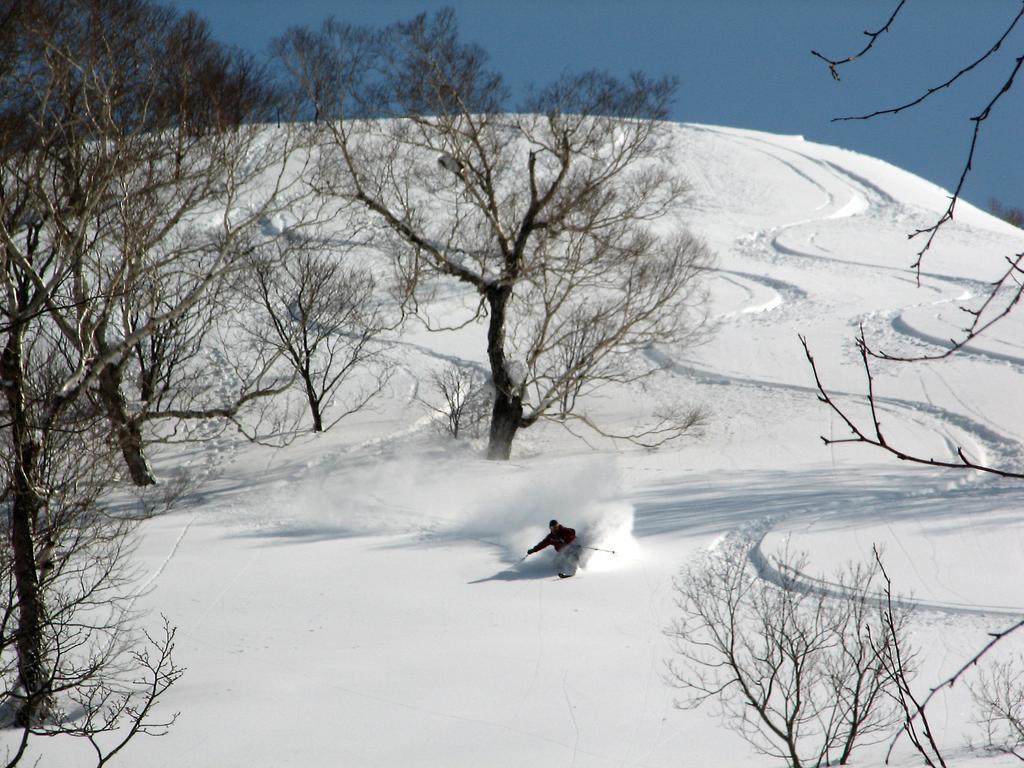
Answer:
710, 125, 997, 343
191, 539, 265, 633
889, 313, 1024, 368
657, 127, 1024, 622
749, 533, 1024, 619
709, 268, 806, 320
133, 516, 195, 601
728, 135, 1019, 397
672, 127, 1024, 468
692, 510, 1024, 620
648, 347, 1022, 473
562, 671, 581, 767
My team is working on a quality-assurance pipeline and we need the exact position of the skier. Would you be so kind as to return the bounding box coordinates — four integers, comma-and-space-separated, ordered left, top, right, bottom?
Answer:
526, 519, 581, 578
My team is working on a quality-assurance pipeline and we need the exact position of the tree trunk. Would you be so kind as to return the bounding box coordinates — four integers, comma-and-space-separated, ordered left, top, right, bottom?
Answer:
300, 369, 324, 432
484, 285, 522, 460
487, 392, 523, 460
10, 495, 49, 727
1, 333, 53, 726
97, 360, 156, 486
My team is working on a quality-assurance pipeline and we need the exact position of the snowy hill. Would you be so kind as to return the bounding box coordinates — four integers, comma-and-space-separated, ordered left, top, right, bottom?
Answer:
13, 122, 1024, 767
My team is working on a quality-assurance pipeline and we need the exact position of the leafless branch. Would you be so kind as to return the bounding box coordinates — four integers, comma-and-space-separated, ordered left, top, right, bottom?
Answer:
557, 403, 707, 450
834, 5, 1024, 120
810, 0, 907, 81
970, 654, 1024, 759
799, 333, 1024, 479
813, 4, 1024, 273
936, 619, 1024, 702
872, 548, 947, 767
906, 53, 1024, 270
869, 252, 1024, 362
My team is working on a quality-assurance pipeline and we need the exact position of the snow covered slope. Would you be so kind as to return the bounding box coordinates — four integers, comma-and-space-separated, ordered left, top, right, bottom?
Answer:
11, 123, 1024, 767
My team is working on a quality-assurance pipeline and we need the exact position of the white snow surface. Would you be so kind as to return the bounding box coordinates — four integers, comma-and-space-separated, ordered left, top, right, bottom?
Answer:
12, 123, 1024, 767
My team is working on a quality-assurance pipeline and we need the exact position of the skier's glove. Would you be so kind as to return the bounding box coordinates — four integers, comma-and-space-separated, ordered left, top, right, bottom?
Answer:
526, 548, 534, 555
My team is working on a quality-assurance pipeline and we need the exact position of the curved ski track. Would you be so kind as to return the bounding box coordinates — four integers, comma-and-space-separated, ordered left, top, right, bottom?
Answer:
672, 126, 1024, 618
689, 126, 1023, 466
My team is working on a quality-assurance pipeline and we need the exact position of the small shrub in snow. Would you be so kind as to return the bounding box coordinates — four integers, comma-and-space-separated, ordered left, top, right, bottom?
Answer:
971, 656, 1024, 760
419, 363, 491, 440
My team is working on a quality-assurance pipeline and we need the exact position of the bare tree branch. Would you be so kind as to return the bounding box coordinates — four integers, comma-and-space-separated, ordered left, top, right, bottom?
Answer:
905, 53, 1024, 270
872, 548, 947, 767
810, 0, 907, 81
832, 5, 1024, 120
868, 252, 1024, 362
813, 3, 1024, 273
799, 334, 1024, 479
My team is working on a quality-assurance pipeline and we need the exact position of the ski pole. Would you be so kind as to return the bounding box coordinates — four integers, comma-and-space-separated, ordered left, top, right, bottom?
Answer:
582, 545, 616, 554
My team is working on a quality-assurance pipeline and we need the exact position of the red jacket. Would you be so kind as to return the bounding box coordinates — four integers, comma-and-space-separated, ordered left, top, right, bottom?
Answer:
530, 525, 576, 553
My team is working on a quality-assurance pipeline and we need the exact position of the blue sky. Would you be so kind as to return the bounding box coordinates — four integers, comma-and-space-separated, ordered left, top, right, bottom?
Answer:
171, 1, 1023, 211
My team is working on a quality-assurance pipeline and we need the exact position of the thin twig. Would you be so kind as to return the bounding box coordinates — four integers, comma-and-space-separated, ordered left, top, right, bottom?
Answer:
906, 54, 1024, 271
813, 3, 1024, 275
799, 334, 1024, 479
869, 252, 1024, 362
811, 0, 908, 81
833, 5, 1024, 120
874, 547, 947, 767
883, 598, 1024, 761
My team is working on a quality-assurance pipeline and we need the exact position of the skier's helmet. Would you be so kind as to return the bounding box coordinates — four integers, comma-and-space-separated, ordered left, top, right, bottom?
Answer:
549, 519, 558, 528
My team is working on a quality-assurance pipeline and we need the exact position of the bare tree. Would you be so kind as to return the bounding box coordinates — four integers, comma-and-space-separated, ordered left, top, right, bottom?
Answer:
417, 362, 490, 440
241, 234, 392, 433
990, 199, 1024, 229
0, 0, 310, 488
0, 355, 182, 764
971, 656, 1024, 761
94, 269, 290, 483
667, 538, 909, 767
275, 10, 713, 460
83, 12, 307, 486
804, 3, 1024, 479
0, 0, 299, 742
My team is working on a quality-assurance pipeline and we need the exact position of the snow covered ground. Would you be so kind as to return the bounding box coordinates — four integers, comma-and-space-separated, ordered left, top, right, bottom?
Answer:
13, 123, 1024, 767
